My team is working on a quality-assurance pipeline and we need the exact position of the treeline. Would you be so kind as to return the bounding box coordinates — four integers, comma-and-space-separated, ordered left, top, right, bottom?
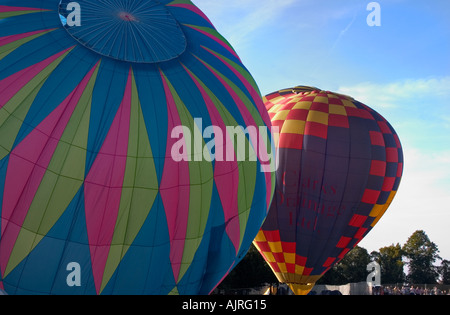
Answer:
218, 230, 450, 291
320, 230, 448, 285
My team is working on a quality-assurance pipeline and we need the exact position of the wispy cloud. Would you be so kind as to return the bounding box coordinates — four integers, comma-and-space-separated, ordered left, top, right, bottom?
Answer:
193, 0, 297, 47
338, 76, 450, 109
329, 11, 358, 54
337, 76, 450, 156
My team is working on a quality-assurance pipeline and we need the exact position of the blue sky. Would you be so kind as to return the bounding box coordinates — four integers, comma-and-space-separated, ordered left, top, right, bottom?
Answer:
193, 0, 450, 260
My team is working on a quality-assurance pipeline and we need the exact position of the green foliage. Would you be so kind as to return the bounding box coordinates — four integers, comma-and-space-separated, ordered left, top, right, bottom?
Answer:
318, 246, 371, 285
402, 230, 441, 284
217, 244, 277, 291
372, 243, 405, 284
438, 260, 450, 285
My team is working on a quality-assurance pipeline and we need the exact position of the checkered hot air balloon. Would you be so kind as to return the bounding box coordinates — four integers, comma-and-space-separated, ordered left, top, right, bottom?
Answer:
253, 86, 403, 295
0, 0, 275, 294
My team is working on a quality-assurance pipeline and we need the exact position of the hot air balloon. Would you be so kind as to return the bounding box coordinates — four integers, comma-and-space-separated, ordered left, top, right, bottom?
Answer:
0, 0, 276, 295
253, 86, 403, 295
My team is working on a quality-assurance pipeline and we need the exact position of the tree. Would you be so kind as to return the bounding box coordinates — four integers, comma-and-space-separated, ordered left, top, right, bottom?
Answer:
371, 243, 405, 284
317, 261, 347, 285
402, 230, 441, 284
318, 246, 371, 285
438, 260, 450, 285
217, 244, 277, 291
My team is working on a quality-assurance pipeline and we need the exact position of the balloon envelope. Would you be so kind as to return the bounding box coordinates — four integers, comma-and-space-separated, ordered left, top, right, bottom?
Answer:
254, 86, 403, 295
0, 0, 275, 294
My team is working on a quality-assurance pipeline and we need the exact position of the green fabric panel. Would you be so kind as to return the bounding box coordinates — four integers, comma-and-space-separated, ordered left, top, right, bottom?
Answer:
168, 286, 179, 295
192, 58, 258, 251
183, 24, 237, 58
101, 71, 159, 292
167, 0, 192, 5
0, 10, 45, 20
162, 74, 214, 282
4, 228, 42, 277
4, 61, 98, 277
0, 29, 54, 61
0, 49, 70, 160
202, 46, 262, 97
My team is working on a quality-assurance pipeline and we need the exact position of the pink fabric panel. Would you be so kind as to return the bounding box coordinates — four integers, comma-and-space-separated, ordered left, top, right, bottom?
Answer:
83, 70, 132, 293
186, 25, 240, 61
158, 72, 190, 283
0, 48, 72, 109
167, 3, 214, 27
0, 6, 47, 13
0, 62, 98, 275
182, 64, 240, 254
0, 29, 53, 47
203, 50, 274, 202
204, 48, 270, 128
196, 57, 274, 213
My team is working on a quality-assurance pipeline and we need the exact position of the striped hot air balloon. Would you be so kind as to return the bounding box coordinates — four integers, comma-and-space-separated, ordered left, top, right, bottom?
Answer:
0, 0, 275, 295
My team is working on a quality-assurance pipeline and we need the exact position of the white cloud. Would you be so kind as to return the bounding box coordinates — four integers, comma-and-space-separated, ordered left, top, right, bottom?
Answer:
337, 76, 450, 109
337, 76, 450, 155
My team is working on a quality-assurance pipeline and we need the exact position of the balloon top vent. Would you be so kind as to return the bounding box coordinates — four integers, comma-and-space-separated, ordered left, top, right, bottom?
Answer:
58, 0, 187, 63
